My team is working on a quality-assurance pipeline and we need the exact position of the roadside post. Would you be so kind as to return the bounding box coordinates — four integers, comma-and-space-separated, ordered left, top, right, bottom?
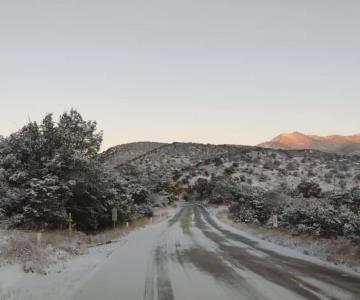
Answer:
272, 214, 278, 228
112, 207, 118, 229
67, 213, 73, 239
37, 232, 42, 245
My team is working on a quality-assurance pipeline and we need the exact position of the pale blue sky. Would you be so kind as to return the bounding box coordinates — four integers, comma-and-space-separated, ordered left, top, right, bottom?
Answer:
0, 0, 359, 150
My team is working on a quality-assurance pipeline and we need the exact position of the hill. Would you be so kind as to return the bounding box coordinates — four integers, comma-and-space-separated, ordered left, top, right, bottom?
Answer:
101, 142, 360, 194
99, 142, 166, 168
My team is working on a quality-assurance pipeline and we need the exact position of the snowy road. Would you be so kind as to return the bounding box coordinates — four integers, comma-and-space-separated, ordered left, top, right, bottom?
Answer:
69, 203, 360, 300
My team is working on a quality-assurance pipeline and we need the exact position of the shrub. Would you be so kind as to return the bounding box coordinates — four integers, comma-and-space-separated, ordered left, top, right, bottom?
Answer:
281, 197, 360, 238
224, 166, 236, 175
192, 178, 213, 200
286, 162, 297, 171
296, 182, 322, 198
0, 110, 153, 231
259, 174, 269, 182
263, 160, 274, 170
213, 157, 223, 166
229, 186, 269, 224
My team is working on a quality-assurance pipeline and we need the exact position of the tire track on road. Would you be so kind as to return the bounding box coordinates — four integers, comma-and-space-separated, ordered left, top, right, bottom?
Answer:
144, 227, 175, 300
193, 205, 323, 300
175, 204, 264, 300
197, 205, 360, 299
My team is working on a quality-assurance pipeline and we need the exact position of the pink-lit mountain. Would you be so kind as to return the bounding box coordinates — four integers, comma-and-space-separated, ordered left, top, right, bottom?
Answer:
258, 132, 360, 155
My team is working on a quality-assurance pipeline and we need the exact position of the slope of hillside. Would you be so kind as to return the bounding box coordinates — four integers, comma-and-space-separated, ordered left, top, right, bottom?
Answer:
101, 142, 360, 262
102, 142, 360, 195
99, 142, 167, 167
258, 132, 360, 155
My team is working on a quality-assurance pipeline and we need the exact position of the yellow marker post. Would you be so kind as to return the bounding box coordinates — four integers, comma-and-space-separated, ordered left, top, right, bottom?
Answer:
67, 212, 73, 239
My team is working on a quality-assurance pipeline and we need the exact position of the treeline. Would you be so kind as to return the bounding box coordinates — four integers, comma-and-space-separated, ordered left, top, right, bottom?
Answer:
0, 110, 152, 231
190, 176, 360, 239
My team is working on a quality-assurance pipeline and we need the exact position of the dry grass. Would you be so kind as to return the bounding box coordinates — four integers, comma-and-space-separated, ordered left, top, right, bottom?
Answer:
217, 211, 360, 272
0, 207, 170, 275
0, 229, 88, 274
88, 207, 169, 245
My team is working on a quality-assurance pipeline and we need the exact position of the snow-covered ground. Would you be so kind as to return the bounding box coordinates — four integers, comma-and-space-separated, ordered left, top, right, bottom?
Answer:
0, 210, 170, 300
0, 240, 118, 300
1, 204, 359, 300
209, 206, 360, 274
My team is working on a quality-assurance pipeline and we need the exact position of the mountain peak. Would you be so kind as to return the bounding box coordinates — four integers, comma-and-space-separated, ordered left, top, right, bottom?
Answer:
271, 132, 311, 147
258, 132, 360, 155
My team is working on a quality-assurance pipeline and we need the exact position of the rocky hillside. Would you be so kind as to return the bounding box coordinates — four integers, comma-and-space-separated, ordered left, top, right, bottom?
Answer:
102, 142, 360, 241
102, 142, 360, 194
258, 132, 360, 155
99, 142, 166, 168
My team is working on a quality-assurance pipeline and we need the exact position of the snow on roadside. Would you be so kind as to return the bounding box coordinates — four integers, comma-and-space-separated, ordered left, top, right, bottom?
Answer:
0, 237, 123, 300
207, 206, 360, 276
0, 208, 172, 300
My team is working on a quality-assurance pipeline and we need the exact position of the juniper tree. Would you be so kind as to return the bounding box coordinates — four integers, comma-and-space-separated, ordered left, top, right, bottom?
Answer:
0, 110, 147, 231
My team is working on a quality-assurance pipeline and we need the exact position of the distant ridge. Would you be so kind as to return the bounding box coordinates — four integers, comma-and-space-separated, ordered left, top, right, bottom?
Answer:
258, 132, 360, 155
100, 142, 167, 167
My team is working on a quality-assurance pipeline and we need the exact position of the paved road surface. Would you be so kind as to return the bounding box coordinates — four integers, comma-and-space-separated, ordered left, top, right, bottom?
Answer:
69, 203, 360, 300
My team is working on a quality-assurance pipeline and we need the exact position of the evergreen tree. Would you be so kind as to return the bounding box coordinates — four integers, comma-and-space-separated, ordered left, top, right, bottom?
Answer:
0, 110, 151, 231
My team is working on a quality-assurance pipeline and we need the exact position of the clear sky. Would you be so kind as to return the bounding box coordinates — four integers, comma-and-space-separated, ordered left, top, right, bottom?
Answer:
1, 0, 359, 150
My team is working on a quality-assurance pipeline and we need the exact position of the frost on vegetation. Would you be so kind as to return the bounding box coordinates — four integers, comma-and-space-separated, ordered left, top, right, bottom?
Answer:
111, 141, 360, 243
1, 110, 360, 274
0, 230, 88, 275
189, 172, 360, 240
0, 110, 160, 232
0, 288, 37, 300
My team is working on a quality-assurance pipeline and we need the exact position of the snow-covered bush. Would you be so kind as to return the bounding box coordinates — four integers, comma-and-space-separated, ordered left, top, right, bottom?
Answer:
296, 181, 322, 198
227, 184, 360, 240
0, 110, 153, 231
228, 185, 269, 224
281, 197, 360, 239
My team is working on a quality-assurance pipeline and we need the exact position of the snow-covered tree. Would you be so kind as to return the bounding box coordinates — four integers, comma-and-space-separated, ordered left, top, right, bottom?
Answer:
0, 110, 152, 231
